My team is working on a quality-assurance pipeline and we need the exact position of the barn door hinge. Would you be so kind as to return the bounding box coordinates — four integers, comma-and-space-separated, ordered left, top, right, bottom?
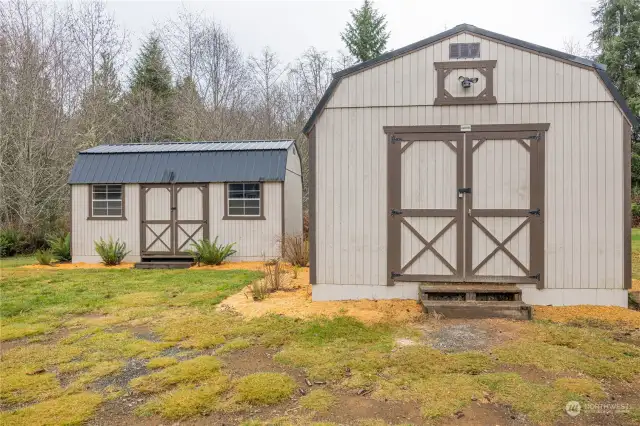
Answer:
528, 132, 541, 141
528, 208, 540, 216
390, 209, 404, 216
391, 271, 403, 279
391, 135, 403, 143
528, 273, 540, 281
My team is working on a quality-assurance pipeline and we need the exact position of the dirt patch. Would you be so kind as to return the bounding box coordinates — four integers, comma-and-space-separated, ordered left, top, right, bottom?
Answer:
220, 268, 424, 325
438, 402, 532, 426
534, 305, 640, 328
313, 391, 423, 425
21, 262, 134, 270
428, 323, 490, 352
219, 345, 307, 383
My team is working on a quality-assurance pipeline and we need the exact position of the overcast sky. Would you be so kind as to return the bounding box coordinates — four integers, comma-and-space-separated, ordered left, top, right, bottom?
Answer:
103, 0, 596, 67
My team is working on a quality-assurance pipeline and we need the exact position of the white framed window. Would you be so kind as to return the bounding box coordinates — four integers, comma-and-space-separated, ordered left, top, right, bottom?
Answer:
91, 184, 124, 218
226, 183, 262, 217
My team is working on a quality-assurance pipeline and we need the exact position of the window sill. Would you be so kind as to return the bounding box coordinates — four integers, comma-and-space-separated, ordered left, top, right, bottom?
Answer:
87, 216, 127, 221
222, 215, 266, 221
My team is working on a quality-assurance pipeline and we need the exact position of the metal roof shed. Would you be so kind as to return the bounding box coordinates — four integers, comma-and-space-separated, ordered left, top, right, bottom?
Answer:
69, 140, 303, 264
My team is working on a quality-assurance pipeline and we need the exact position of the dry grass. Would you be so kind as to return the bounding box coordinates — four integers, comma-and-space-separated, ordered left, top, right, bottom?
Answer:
130, 355, 222, 394
234, 372, 296, 405
146, 357, 179, 369
220, 267, 424, 325
534, 305, 640, 328
299, 389, 336, 412
0, 392, 102, 426
493, 322, 640, 380
217, 338, 252, 354
137, 375, 230, 419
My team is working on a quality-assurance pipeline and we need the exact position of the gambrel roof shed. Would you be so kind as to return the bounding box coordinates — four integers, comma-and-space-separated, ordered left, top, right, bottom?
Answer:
68, 140, 303, 266
303, 23, 638, 134
305, 23, 635, 309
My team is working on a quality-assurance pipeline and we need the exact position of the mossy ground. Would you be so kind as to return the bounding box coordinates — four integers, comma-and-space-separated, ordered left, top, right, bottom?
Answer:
1, 257, 639, 425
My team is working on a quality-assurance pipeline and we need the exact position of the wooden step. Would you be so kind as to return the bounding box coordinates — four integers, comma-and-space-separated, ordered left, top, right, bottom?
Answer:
134, 262, 193, 269
422, 300, 532, 320
419, 283, 522, 302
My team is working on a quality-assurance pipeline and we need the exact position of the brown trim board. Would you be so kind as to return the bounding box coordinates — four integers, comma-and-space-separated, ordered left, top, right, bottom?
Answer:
387, 134, 464, 285
87, 183, 127, 220
309, 126, 317, 284
434, 60, 497, 106
383, 123, 550, 134
624, 121, 632, 290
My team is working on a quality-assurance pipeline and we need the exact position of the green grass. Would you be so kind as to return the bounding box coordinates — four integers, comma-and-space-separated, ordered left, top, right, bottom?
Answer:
0, 266, 261, 341
0, 256, 638, 424
632, 228, 640, 278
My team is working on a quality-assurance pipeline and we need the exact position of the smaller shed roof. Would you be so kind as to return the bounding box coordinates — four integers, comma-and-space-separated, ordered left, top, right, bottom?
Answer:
69, 140, 295, 184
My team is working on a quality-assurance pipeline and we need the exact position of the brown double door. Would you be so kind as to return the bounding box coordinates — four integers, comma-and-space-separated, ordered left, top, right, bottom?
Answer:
140, 184, 209, 256
387, 129, 544, 287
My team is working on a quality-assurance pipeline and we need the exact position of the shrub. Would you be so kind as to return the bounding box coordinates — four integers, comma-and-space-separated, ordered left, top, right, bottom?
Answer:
94, 237, 130, 265
250, 280, 269, 301
633, 202, 640, 227
188, 237, 236, 265
0, 229, 24, 257
35, 249, 54, 265
264, 259, 286, 291
46, 233, 71, 262
280, 234, 309, 267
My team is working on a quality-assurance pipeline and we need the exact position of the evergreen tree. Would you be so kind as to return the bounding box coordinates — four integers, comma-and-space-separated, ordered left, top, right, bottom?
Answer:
130, 35, 173, 99
340, 0, 390, 62
590, 0, 640, 115
591, 0, 640, 184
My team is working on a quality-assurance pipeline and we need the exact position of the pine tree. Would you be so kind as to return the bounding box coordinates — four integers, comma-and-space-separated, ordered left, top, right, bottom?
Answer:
340, 0, 390, 62
590, 0, 640, 115
130, 36, 173, 99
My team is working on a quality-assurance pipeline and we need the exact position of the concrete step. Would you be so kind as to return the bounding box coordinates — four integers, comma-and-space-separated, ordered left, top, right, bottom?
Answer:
134, 262, 193, 269
422, 300, 532, 320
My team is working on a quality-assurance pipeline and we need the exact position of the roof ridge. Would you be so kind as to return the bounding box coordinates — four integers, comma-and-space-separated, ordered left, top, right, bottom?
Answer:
304, 24, 637, 134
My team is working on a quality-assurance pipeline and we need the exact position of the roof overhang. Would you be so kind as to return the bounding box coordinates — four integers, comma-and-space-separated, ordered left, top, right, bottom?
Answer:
302, 23, 638, 135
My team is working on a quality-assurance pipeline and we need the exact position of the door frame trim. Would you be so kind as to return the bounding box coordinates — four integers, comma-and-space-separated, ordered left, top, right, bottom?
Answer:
386, 132, 464, 286
140, 183, 209, 257
384, 123, 549, 288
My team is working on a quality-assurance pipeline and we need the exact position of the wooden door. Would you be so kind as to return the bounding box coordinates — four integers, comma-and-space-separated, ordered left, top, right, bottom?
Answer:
141, 184, 208, 256
174, 184, 209, 254
141, 185, 173, 255
464, 131, 544, 286
387, 133, 464, 285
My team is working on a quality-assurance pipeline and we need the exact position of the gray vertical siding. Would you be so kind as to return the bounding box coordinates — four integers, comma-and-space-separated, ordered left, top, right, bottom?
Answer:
312, 30, 628, 300
71, 184, 141, 263
315, 103, 625, 293
284, 146, 303, 237
209, 182, 282, 260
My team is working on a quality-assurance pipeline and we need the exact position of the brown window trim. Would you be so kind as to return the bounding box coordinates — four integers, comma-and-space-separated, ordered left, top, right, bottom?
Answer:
223, 182, 266, 220
434, 60, 497, 106
87, 184, 126, 221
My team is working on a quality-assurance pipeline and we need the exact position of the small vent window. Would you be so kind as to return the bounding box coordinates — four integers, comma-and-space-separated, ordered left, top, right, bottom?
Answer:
449, 43, 480, 59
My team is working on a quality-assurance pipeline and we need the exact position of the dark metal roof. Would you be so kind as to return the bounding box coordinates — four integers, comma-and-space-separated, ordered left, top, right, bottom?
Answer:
69, 141, 293, 184
83, 140, 294, 153
302, 23, 638, 134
